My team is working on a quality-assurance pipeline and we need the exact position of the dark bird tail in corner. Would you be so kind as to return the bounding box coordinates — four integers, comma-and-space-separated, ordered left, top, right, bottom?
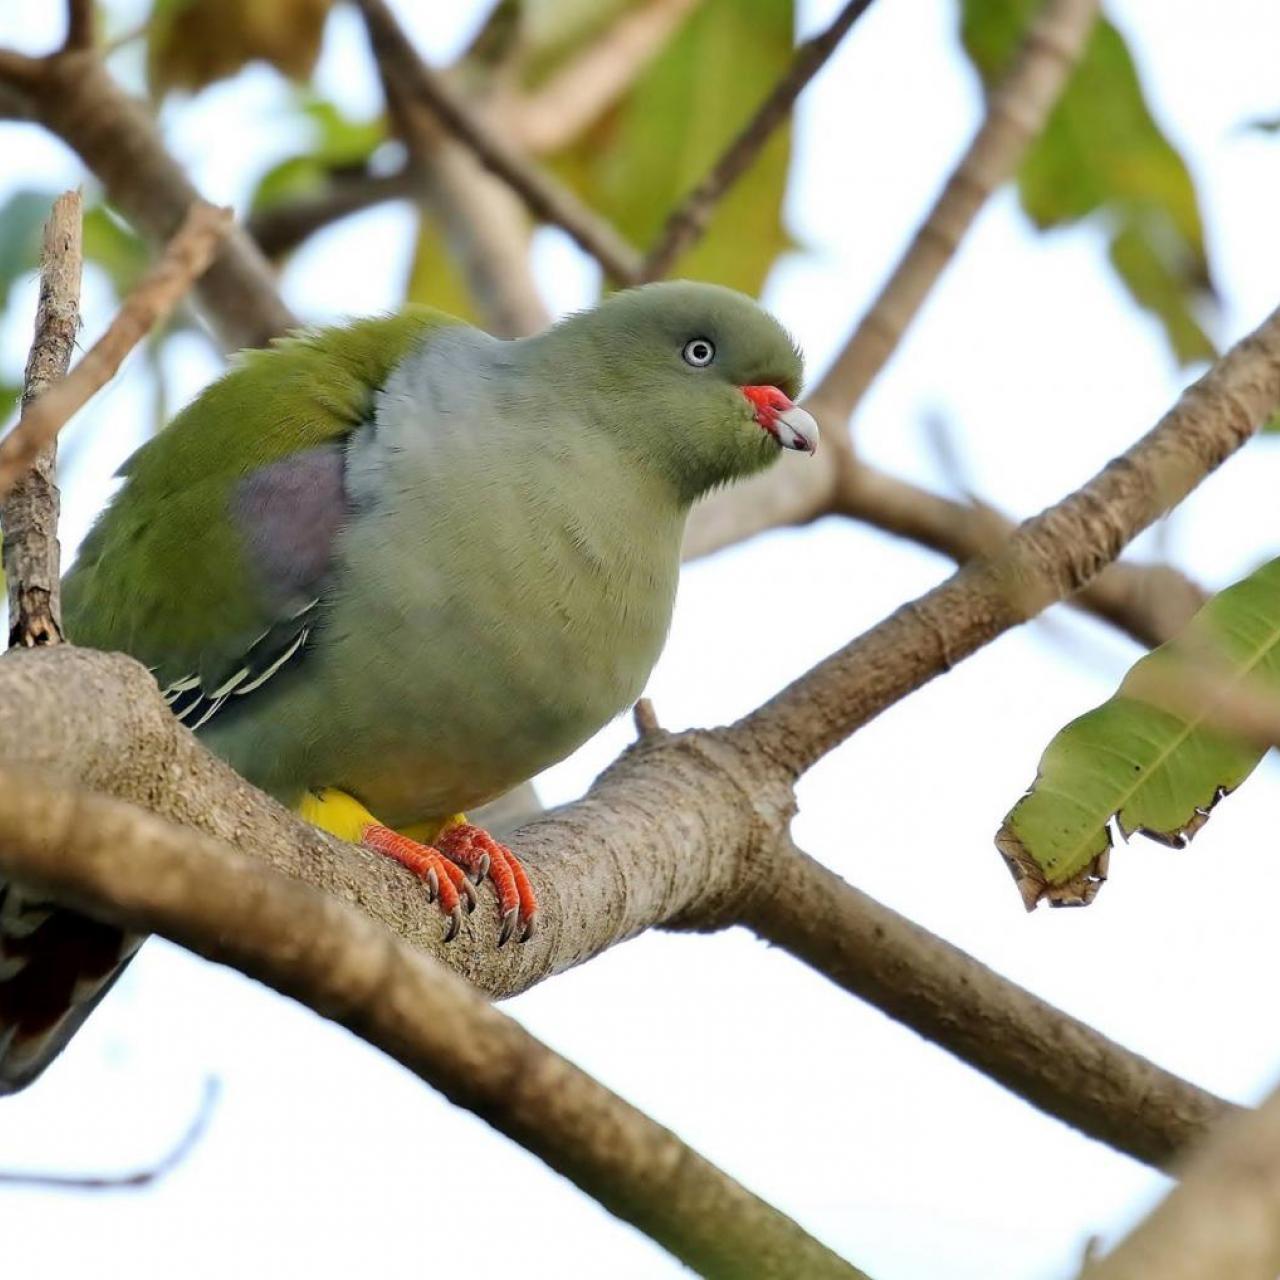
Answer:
0, 880, 141, 1094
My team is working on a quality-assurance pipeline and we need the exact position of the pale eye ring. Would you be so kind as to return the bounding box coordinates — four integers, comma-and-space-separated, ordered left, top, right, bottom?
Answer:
682, 337, 715, 367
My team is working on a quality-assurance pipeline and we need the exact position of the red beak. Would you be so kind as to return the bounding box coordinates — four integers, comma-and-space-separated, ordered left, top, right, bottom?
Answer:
740, 386, 819, 454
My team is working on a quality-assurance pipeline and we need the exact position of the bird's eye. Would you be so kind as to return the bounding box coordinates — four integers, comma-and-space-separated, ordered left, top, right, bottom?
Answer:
682, 337, 715, 367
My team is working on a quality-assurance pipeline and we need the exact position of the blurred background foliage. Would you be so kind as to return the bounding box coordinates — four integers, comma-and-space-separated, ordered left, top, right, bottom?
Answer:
0, 0, 1234, 430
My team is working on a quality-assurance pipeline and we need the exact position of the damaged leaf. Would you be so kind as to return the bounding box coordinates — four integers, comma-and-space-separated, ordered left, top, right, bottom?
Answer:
959, 0, 1217, 366
148, 0, 333, 98
996, 557, 1280, 908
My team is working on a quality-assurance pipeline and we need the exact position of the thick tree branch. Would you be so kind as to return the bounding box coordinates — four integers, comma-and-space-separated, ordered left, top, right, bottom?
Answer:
499, 0, 703, 156
0, 201, 231, 503
1, 190, 82, 648
732, 298, 1280, 778
354, 0, 645, 286
1080, 1078, 1280, 1279
2, 49, 294, 349
807, 0, 1101, 422
0, 766, 866, 1280
641, 0, 878, 281
745, 842, 1233, 1169
0, 646, 1227, 1170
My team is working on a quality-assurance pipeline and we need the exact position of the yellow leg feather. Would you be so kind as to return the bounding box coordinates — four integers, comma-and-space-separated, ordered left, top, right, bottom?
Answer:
295, 788, 466, 846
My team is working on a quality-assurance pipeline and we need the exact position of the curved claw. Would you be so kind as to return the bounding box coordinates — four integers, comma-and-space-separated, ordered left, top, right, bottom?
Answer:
497, 906, 519, 948
459, 876, 478, 913
425, 867, 439, 903
520, 913, 538, 944
471, 851, 491, 884
443, 904, 463, 944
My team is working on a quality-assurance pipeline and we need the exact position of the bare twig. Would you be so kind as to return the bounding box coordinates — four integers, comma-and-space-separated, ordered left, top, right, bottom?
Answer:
0, 769, 868, 1280
1, 190, 82, 647
0, 1078, 219, 1190
247, 168, 420, 259
633, 697, 663, 738
641, 0, 878, 280
1079, 1078, 1280, 1279
806, 0, 1101, 424
15, 50, 294, 350
0, 201, 231, 502
64, 0, 94, 52
500, 0, 703, 155
354, 0, 644, 285
733, 296, 1280, 774
745, 842, 1233, 1169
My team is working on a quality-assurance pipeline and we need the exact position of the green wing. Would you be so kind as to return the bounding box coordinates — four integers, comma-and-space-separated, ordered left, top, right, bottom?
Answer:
64, 308, 456, 687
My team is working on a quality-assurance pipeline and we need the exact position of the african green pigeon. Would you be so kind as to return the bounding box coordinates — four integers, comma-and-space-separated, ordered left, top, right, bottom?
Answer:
0, 281, 814, 1091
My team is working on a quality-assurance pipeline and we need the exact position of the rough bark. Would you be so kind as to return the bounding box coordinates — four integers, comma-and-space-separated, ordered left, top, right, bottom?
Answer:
0, 768, 866, 1280
1, 190, 81, 647
1079, 1079, 1280, 1280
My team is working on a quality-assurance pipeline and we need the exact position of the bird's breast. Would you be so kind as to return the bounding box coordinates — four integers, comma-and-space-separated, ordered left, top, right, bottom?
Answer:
320, 441, 684, 822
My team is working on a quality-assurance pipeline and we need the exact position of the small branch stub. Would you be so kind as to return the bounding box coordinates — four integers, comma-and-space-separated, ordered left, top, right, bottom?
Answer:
1, 188, 83, 648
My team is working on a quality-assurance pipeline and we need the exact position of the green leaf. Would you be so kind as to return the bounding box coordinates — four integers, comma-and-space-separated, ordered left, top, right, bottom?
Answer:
82, 204, 150, 298
548, 0, 796, 296
996, 557, 1280, 907
148, 0, 333, 98
0, 381, 21, 423
249, 97, 386, 215
959, 1, 1217, 366
0, 189, 58, 313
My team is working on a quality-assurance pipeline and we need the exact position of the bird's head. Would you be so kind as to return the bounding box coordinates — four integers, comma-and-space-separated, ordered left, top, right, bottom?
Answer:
542, 281, 817, 503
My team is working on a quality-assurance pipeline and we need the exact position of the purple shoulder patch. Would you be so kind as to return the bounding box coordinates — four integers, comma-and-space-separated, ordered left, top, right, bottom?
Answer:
231, 445, 346, 610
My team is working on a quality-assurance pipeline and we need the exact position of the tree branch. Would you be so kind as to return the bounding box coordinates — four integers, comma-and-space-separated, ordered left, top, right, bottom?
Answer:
745, 841, 1233, 1169
0, 201, 231, 503
247, 168, 420, 259
8, 49, 294, 350
685, 431, 1206, 650
685, 0, 1104, 595
63, 0, 94, 52
641, 0, 878, 281
0, 49, 42, 89
0, 766, 867, 1280
1, 190, 82, 648
806, 0, 1102, 423
732, 297, 1280, 780
499, 0, 703, 156
0, 645, 1228, 1170
1080, 1078, 1280, 1279
353, 0, 645, 286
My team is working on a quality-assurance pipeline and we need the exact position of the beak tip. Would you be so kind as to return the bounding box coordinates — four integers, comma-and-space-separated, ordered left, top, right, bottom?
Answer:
776, 404, 820, 455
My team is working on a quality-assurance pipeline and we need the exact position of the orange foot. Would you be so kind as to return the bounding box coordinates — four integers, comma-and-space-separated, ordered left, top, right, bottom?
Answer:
362, 822, 538, 946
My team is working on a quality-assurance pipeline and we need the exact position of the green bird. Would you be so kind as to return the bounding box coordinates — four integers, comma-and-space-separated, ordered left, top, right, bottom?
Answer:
0, 280, 814, 1092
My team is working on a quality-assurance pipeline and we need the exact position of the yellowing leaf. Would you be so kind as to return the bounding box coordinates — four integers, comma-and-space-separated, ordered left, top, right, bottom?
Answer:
996, 558, 1280, 908
148, 0, 333, 97
549, 0, 796, 296
959, 1, 1217, 366
249, 98, 387, 215
404, 213, 480, 325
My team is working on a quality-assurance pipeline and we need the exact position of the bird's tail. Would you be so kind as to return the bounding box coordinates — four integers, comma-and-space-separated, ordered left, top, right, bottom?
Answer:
0, 880, 141, 1094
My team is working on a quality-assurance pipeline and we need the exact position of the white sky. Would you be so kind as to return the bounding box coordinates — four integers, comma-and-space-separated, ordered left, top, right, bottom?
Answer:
2, 1, 1280, 1277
